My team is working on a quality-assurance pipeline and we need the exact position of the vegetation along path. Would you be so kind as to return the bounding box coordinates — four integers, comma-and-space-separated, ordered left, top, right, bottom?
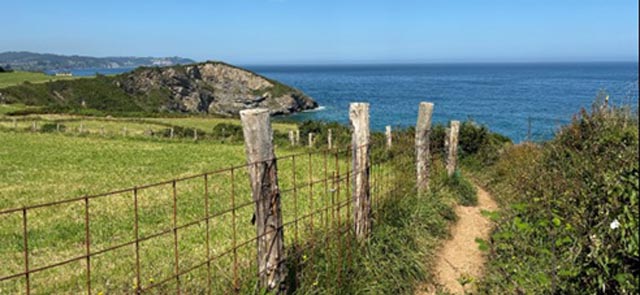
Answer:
419, 183, 498, 294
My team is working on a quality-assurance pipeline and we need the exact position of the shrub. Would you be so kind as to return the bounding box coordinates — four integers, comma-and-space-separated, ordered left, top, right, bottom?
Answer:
474, 101, 639, 294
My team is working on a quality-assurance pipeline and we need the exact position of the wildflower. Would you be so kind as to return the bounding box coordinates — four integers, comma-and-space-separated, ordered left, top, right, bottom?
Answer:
610, 219, 620, 230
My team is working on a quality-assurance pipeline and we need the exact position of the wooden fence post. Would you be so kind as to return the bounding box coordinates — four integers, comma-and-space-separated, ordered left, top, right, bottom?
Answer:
295, 130, 300, 145
308, 132, 314, 147
446, 120, 460, 177
328, 129, 333, 149
56, 123, 61, 132
170, 127, 174, 139
79, 122, 84, 134
288, 130, 295, 146
416, 102, 434, 192
239, 108, 286, 292
193, 129, 198, 141
385, 125, 392, 149
31, 121, 36, 132
350, 102, 371, 241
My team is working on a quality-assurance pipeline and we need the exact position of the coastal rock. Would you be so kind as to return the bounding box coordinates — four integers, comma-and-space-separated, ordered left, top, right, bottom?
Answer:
117, 61, 317, 116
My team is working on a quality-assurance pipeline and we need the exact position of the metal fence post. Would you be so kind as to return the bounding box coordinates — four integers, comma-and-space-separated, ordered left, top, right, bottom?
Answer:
446, 120, 460, 176
416, 102, 434, 193
239, 108, 286, 292
350, 103, 371, 241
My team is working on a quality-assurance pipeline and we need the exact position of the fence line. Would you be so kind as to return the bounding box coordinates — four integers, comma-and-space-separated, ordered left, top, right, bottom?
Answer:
0, 101, 453, 293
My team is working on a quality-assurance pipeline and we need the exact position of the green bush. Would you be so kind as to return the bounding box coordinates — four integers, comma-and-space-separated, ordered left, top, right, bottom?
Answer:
40, 123, 65, 133
473, 101, 639, 294
446, 171, 478, 206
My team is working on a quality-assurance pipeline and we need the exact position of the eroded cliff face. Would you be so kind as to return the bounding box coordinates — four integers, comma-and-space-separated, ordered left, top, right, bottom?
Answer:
118, 62, 317, 116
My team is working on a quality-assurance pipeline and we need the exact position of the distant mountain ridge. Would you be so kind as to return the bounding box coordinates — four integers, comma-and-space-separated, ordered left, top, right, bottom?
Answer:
0, 51, 195, 72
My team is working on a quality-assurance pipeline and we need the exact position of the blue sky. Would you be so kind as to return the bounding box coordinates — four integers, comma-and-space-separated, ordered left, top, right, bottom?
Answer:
1, 0, 637, 64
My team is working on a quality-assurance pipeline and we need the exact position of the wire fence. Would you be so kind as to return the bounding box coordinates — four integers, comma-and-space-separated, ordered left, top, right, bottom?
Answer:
0, 137, 410, 294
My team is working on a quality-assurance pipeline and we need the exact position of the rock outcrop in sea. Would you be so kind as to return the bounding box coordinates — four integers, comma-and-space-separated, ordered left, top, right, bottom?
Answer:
118, 62, 317, 116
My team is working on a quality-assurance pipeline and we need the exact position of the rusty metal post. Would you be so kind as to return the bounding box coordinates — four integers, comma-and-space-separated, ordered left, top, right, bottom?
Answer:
446, 120, 460, 176
350, 103, 371, 241
416, 102, 434, 193
239, 108, 286, 292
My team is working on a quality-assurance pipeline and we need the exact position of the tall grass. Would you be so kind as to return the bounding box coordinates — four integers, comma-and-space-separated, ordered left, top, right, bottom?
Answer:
467, 100, 639, 293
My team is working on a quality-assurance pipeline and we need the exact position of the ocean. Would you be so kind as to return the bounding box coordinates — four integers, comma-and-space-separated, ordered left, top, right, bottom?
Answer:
65, 62, 639, 142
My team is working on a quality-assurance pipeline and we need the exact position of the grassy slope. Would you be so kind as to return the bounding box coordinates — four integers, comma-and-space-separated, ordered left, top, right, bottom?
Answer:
0, 128, 371, 293
0, 71, 78, 88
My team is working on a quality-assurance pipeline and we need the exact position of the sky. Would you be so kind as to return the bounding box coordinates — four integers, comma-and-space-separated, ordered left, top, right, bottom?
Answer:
1, 0, 638, 65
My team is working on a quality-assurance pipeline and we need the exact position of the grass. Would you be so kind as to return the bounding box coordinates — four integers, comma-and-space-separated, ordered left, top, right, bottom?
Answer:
0, 71, 79, 89
464, 102, 639, 294
0, 113, 477, 294
0, 125, 394, 293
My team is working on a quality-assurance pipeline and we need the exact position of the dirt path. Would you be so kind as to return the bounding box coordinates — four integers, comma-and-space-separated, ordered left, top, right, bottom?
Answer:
418, 184, 498, 294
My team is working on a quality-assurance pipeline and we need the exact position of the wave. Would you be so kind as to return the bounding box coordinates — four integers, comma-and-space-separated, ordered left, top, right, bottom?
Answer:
303, 105, 327, 113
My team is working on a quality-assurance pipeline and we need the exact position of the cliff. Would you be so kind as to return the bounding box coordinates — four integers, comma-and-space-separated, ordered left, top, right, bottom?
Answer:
0, 61, 318, 116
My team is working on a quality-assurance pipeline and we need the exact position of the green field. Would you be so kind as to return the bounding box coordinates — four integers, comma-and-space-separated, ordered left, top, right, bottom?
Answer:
0, 119, 395, 293
0, 71, 79, 88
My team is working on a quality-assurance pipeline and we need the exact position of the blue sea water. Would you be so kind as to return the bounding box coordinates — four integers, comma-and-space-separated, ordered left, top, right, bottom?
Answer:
62, 63, 638, 142
247, 63, 638, 142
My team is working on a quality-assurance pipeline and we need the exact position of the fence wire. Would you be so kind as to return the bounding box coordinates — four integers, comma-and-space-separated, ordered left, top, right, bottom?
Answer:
0, 137, 410, 294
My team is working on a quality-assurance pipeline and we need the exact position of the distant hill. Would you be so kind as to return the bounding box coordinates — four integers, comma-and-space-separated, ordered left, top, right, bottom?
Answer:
0, 61, 317, 116
0, 51, 195, 72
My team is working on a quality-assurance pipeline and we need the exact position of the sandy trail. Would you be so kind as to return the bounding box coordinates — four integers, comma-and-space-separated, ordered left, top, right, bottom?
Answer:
417, 184, 498, 294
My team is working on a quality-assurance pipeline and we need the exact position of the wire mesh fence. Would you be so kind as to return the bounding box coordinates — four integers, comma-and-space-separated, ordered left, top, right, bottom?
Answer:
0, 137, 410, 294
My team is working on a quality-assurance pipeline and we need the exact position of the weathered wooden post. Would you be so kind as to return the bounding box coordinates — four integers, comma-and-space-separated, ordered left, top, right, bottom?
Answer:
308, 132, 314, 147
170, 127, 174, 139
327, 129, 333, 149
416, 102, 434, 192
193, 129, 198, 141
56, 123, 61, 132
446, 121, 460, 177
350, 102, 371, 241
288, 130, 295, 146
31, 121, 37, 132
385, 125, 392, 149
79, 122, 84, 134
295, 130, 300, 145
239, 108, 286, 292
